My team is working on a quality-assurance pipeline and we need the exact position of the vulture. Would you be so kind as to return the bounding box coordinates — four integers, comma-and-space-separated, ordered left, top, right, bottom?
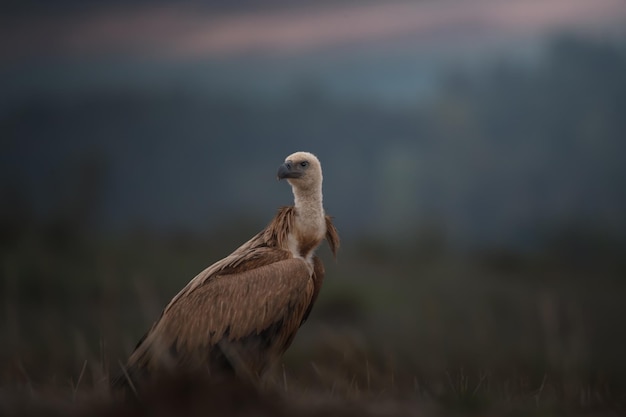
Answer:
113, 151, 339, 393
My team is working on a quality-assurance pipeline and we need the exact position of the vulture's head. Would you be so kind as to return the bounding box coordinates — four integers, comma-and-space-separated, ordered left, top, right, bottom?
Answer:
277, 151, 323, 192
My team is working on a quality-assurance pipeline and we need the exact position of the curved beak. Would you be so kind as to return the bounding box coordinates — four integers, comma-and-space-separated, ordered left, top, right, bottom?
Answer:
277, 163, 302, 180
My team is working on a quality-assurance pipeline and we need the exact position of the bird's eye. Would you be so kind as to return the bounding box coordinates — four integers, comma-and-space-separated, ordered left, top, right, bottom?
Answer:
300, 161, 309, 168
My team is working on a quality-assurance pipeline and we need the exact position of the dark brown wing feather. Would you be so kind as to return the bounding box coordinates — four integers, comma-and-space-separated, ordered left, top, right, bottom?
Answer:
126, 257, 314, 379
302, 256, 325, 322
325, 215, 340, 257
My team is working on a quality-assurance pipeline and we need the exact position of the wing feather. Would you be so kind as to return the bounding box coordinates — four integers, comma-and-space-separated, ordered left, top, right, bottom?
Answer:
128, 257, 314, 374
325, 215, 340, 257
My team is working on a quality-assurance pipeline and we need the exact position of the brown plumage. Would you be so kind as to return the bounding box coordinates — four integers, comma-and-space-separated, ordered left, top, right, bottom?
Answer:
113, 152, 339, 393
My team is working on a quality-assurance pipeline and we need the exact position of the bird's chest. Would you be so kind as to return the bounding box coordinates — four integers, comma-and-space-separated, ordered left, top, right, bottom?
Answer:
287, 225, 324, 266
286, 206, 325, 265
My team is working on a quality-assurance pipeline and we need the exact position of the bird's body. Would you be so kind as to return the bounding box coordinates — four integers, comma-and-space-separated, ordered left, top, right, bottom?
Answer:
113, 152, 338, 392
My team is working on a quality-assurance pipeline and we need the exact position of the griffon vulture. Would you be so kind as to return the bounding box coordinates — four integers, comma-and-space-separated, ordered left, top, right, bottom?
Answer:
113, 151, 339, 392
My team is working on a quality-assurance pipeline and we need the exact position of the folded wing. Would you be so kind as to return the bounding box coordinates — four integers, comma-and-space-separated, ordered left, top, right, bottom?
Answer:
126, 257, 317, 379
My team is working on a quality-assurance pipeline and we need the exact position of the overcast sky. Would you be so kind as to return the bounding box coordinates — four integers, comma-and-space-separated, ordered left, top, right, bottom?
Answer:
2, 0, 625, 65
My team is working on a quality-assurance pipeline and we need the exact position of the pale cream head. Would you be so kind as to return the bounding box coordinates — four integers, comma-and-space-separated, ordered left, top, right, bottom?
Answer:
277, 151, 323, 192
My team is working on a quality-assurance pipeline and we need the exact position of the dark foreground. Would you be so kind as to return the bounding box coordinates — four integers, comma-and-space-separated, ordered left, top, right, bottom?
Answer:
1, 363, 624, 417
2, 228, 626, 416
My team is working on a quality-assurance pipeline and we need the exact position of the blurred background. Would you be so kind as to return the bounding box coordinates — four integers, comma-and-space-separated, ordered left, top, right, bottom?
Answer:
1, 0, 626, 411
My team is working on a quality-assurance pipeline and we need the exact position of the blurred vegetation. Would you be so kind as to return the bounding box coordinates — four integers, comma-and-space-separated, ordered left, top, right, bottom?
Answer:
1, 36, 626, 415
